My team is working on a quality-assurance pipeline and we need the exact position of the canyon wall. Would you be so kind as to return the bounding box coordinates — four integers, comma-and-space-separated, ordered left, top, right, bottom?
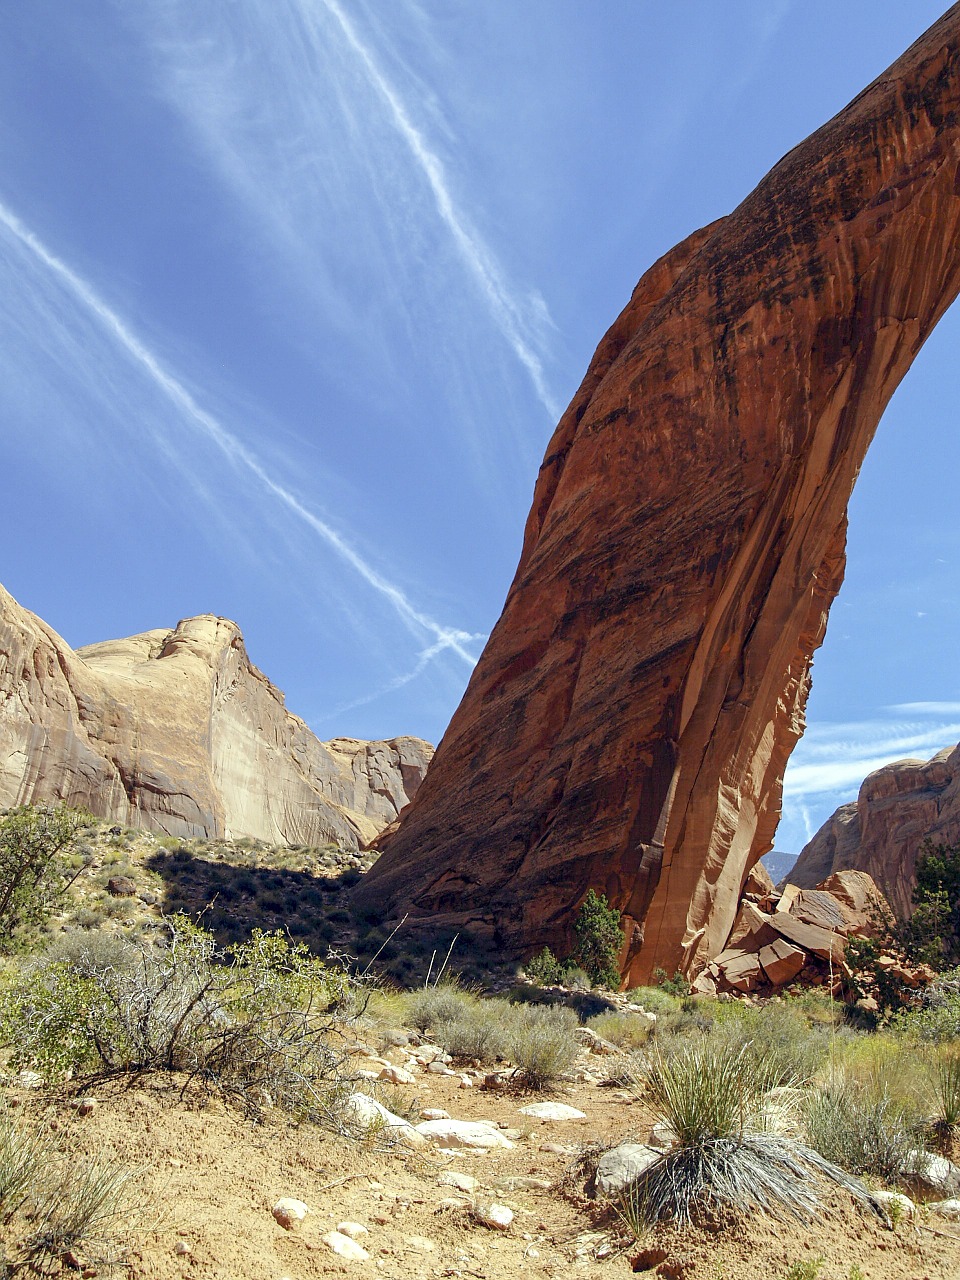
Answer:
790, 743, 960, 916
0, 582, 431, 848
357, 5, 960, 983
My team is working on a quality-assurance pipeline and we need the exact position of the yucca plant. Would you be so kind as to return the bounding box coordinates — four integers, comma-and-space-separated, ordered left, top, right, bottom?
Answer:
621, 1042, 881, 1231
934, 1047, 960, 1131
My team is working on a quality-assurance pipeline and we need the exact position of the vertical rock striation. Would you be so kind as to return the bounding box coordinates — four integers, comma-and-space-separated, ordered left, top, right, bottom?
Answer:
0, 582, 431, 847
357, 5, 960, 983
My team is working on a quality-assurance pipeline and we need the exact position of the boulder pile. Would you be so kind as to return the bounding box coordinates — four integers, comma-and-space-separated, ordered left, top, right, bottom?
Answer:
693, 868, 931, 999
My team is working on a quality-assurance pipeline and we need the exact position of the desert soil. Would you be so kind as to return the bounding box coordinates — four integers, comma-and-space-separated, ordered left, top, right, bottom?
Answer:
6, 1040, 960, 1280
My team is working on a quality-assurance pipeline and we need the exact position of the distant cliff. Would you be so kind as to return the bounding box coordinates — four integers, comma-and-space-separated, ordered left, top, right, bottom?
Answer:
0, 582, 432, 848
789, 744, 960, 916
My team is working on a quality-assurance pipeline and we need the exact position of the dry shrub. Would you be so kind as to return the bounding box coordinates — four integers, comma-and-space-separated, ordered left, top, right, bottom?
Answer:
0, 918, 356, 1124
506, 1003, 578, 1087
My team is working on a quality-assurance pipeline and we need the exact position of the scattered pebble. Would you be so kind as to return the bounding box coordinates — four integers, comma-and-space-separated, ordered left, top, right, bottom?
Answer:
336, 1221, 369, 1239
323, 1230, 370, 1262
475, 1203, 514, 1231
272, 1198, 310, 1230
438, 1170, 478, 1193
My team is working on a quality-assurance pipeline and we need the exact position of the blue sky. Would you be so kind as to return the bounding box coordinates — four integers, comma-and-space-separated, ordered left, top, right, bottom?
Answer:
1, 1, 958, 856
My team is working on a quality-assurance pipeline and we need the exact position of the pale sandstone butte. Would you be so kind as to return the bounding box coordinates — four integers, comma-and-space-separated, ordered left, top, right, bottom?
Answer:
0, 582, 431, 847
790, 743, 960, 917
357, 5, 960, 984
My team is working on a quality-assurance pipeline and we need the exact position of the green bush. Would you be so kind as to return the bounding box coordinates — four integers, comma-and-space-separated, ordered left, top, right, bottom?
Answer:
893, 967, 960, 1041
574, 889, 624, 989
0, 804, 90, 950
898, 839, 960, 967
652, 966, 691, 997
624, 985, 684, 1016
586, 1010, 654, 1051
525, 946, 562, 985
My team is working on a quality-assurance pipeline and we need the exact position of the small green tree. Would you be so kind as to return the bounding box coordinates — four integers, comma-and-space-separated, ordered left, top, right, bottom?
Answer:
573, 889, 624, 989
0, 804, 89, 950
525, 945, 562, 985
899, 839, 960, 968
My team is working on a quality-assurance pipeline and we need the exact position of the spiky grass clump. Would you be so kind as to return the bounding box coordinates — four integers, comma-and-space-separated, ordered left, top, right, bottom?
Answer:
803, 1075, 921, 1183
23, 1154, 139, 1271
0, 1115, 51, 1222
622, 1042, 880, 1231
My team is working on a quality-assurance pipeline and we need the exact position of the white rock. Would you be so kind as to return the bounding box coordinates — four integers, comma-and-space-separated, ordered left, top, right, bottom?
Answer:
595, 1143, 661, 1197
438, 1170, 478, 1193
458, 1075, 475, 1088
476, 1203, 514, 1230
336, 1221, 370, 1239
518, 1102, 587, 1121
930, 1198, 960, 1220
420, 1108, 450, 1120
415, 1119, 514, 1150
323, 1231, 370, 1262
873, 1190, 916, 1220
14, 1071, 43, 1089
908, 1149, 960, 1196
345, 1092, 425, 1148
272, 1198, 310, 1229
379, 1064, 416, 1085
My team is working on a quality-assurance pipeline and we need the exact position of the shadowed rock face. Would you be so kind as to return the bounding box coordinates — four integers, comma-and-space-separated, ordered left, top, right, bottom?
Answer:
790, 743, 960, 917
356, 5, 960, 984
0, 582, 431, 847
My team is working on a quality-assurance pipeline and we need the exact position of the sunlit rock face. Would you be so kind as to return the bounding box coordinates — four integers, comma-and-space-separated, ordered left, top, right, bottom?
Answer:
790, 744, 960, 917
357, 5, 960, 984
0, 582, 431, 847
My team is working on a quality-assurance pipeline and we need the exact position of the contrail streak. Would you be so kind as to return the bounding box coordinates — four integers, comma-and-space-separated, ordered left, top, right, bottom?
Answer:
0, 198, 478, 666
315, 0, 560, 420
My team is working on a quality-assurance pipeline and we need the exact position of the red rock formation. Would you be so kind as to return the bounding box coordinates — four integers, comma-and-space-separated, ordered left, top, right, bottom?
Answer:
0, 582, 431, 847
358, 6, 960, 983
790, 743, 960, 916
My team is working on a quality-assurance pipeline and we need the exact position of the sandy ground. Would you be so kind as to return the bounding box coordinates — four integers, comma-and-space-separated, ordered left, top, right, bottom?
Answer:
5, 1040, 960, 1280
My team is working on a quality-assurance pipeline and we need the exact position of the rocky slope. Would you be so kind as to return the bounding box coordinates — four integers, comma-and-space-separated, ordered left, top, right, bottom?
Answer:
357, 5, 960, 984
790, 742, 960, 916
0, 582, 431, 848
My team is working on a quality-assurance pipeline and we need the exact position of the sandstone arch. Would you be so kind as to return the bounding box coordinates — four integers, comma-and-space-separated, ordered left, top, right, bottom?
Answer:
356, 5, 960, 984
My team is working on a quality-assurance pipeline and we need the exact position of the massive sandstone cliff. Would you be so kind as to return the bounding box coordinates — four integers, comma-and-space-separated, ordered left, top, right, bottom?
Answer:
357, 6, 960, 984
789, 743, 960, 917
0, 582, 431, 848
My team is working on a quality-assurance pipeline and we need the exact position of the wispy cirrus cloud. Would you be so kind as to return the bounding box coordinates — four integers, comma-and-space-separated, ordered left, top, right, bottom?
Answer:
778, 706, 960, 850
315, 0, 559, 419
140, 0, 559, 422
0, 197, 479, 668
